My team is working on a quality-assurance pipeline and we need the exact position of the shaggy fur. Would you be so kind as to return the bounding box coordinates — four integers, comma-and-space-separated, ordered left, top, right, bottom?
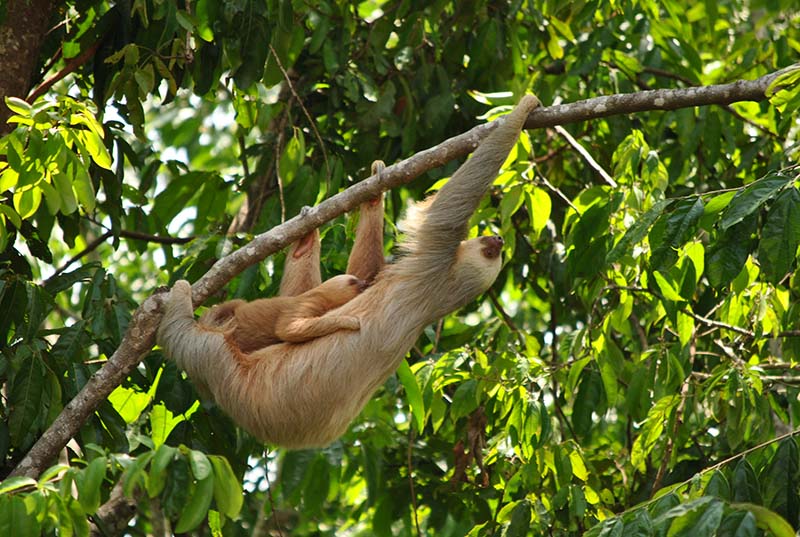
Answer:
157, 96, 540, 448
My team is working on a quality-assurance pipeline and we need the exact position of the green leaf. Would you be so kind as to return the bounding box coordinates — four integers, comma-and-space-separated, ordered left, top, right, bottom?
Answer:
8, 355, 45, 444
704, 471, 730, 500
572, 370, 603, 437
123, 451, 155, 497
766, 65, 800, 97
76, 130, 112, 170
0, 204, 22, 229
731, 503, 795, 537
76, 457, 107, 512
108, 385, 151, 423
0, 495, 41, 537
188, 449, 212, 480
194, 0, 217, 41
233, 16, 270, 89
150, 404, 185, 447
174, 474, 214, 533
757, 187, 800, 282
70, 157, 96, 212
704, 191, 737, 216
717, 509, 757, 537
0, 476, 36, 495
607, 199, 673, 263
666, 497, 723, 536
397, 359, 425, 432
760, 438, 800, 523
731, 459, 761, 503
527, 186, 552, 237
450, 379, 479, 420
52, 167, 78, 214
278, 129, 306, 185
705, 215, 756, 288
720, 174, 792, 230
13, 187, 42, 220
652, 271, 684, 302
505, 499, 532, 537
649, 197, 704, 271
148, 444, 178, 498
209, 455, 243, 518
631, 395, 678, 472
5, 97, 32, 116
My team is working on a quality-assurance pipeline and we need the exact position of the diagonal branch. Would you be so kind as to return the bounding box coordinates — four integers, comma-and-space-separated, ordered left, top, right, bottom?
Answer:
10, 66, 792, 479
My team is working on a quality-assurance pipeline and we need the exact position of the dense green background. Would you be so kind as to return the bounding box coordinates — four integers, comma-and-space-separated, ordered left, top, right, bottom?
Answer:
1, 1, 800, 535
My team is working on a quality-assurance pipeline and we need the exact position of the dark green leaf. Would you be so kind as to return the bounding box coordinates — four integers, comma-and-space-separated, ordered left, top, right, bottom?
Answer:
450, 379, 479, 420
717, 509, 757, 537
760, 438, 800, 524
705, 471, 730, 500
8, 353, 45, 444
731, 503, 795, 537
731, 459, 761, 503
572, 370, 603, 437
233, 16, 270, 89
607, 199, 673, 263
720, 174, 792, 230
649, 197, 704, 270
175, 474, 214, 533
705, 214, 756, 288
504, 500, 531, 537
757, 187, 800, 282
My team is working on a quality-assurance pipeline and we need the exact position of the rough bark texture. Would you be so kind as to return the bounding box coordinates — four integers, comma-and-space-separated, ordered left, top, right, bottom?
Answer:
10, 68, 788, 481
0, 0, 56, 134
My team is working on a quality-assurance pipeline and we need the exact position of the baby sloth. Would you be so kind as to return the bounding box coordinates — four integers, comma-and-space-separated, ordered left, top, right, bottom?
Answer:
199, 274, 367, 354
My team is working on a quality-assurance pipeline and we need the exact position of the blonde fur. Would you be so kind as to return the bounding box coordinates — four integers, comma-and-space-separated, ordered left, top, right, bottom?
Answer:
157, 96, 540, 448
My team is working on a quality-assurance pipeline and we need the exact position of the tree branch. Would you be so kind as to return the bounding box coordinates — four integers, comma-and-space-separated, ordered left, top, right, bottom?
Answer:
10, 67, 791, 479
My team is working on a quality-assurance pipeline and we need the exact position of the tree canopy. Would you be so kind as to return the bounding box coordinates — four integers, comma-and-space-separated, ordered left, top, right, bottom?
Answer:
1, 1, 800, 535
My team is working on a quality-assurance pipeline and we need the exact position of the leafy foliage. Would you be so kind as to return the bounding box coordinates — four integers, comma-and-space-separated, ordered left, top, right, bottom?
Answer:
1, 0, 800, 535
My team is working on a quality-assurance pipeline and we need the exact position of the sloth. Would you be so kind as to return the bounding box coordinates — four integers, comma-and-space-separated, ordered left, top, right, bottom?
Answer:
198, 273, 368, 354
157, 96, 540, 448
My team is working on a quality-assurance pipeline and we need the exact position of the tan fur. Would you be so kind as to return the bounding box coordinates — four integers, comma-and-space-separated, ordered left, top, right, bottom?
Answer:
199, 274, 367, 354
279, 230, 322, 297
157, 96, 540, 448
346, 160, 386, 283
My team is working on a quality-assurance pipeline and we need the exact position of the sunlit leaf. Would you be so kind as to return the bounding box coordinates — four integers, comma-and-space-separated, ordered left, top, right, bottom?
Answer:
397, 359, 425, 432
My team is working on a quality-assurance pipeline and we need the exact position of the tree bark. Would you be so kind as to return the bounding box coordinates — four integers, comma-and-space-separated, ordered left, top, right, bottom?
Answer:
10, 67, 792, 480
0, 0, 56, 134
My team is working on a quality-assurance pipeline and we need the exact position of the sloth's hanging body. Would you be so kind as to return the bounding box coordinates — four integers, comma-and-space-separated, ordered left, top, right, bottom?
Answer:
157, 96, 540, 448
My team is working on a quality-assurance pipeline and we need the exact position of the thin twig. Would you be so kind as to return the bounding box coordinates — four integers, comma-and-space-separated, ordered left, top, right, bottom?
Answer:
531, 166, 580, 213
652, 337, 696, 495
488, 289, 527, 349
553, 125, 617, 187
27, 40, 102, 102
46, 229, 193, 285
275, 126, 287, 223
47, 230, 113, 282
407, 429, 422, 537
269, 44, 331, 185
